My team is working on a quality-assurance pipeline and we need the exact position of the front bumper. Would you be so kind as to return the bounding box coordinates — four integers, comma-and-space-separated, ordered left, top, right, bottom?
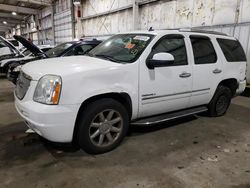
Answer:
15, 94, 80, 143
236, 80, 246, 95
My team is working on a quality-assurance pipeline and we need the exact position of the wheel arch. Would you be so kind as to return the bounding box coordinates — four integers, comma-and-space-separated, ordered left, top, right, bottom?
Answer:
218, 78, 238, 96
73, 92, 132, 143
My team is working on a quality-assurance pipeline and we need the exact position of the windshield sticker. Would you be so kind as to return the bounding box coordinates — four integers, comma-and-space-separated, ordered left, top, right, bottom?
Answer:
131, 49, 139, 55
133, 36, 150, 41
125, 43, 135, 49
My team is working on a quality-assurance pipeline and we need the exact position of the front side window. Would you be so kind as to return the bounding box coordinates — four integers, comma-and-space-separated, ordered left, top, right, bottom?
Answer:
190, 36, 217, 64
217, 38, 246, 62
149, 35, 188, 66
88, 34, 154, 63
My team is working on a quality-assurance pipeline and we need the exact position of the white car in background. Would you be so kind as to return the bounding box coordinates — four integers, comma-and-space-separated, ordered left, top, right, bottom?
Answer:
15, 29, 247, 154
0, 36, 21, 58
0, 35, 52, 74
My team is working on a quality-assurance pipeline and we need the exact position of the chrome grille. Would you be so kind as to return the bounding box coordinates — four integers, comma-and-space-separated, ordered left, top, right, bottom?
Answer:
15, 71, 31, 100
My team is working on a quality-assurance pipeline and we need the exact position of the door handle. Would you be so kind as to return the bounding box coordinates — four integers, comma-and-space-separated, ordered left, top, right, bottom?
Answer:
179, 72, 191, 78
213, 69, 222, 74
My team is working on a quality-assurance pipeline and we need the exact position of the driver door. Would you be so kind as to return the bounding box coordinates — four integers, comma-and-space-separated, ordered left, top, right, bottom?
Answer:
139, 34, 192, 118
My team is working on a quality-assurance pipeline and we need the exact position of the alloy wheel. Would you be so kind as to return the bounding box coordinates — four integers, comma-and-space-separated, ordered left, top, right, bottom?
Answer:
89, 109, 123, 148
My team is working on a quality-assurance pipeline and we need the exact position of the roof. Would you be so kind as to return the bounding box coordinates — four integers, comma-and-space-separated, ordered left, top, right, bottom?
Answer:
80, 39, 103, 45
118, 29, 235, 39
37, 45, 54, 49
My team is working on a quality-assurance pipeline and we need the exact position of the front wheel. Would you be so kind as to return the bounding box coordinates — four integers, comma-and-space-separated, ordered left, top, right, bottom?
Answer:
76, 98, 129, 154
208, 85, 232, 117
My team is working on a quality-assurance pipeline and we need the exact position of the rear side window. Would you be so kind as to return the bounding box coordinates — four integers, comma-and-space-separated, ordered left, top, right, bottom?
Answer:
217, 38, 246, 62
190, 36, 217, 64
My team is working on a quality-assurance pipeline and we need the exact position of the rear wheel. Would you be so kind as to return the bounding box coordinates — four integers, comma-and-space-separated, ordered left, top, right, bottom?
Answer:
208, 85, 232, 117
76, 98, 129, 154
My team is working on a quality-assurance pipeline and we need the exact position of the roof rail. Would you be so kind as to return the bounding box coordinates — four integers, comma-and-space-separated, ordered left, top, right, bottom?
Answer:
179, 28, 228, 36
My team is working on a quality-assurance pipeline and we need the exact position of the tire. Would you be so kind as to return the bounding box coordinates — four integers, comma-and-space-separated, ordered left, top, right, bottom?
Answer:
208, 85, 232, 117
76, 98, 129, 154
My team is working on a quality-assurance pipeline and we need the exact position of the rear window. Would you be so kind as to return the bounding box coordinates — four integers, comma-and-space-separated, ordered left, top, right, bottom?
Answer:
217, 38, 246, 62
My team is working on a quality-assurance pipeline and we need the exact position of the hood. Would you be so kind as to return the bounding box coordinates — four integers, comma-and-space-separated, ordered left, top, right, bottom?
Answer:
13, 35, 44, 56
22, 56, 121, 80
0, 36, 21, 55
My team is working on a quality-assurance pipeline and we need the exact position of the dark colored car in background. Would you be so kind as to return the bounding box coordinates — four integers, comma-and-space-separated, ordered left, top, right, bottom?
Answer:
7, 39, 102, 84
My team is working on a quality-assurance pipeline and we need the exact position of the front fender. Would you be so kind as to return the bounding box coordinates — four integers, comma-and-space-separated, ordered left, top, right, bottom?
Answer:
59, 63, 139, 119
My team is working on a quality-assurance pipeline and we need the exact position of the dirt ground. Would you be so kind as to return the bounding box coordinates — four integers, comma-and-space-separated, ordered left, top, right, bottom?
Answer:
0, 77, 250, 188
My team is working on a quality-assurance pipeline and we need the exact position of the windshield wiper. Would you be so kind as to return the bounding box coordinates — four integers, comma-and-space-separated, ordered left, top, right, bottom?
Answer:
94, 54, 120, 63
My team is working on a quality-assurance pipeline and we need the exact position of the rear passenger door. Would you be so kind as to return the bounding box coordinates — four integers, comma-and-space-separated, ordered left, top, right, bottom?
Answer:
189, 35, 223, 107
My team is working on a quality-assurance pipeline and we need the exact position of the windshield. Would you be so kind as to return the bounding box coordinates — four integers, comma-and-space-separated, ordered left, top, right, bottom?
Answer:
88, 34, 154, 63
45, 42, 74, 58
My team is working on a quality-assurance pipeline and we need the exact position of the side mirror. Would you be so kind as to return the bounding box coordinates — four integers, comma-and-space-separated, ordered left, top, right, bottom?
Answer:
146, 52, 175, 69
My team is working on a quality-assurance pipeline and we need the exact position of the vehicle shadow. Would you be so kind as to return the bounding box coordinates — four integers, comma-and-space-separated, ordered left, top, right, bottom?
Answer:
1, 103, 250, 169
242, 88, 250, 98
0, 74, 6, 79
43, 115, 198, 156
128, 116, 197, 136
43, 103, 250, 158
0, 122, 45, 165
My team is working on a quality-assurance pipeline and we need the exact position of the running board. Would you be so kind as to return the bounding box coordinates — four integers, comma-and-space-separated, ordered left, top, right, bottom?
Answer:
131, 106, 208, 126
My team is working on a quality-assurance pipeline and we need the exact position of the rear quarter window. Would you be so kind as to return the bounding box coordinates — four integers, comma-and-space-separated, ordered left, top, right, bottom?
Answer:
217, 38, 246, 62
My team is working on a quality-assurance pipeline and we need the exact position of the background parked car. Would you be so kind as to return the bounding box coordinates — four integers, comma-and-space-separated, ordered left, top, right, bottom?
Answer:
7, 38, 102, 84
0, 36, 22, 61
8, 39, 23, 50
0, 35, 53, 74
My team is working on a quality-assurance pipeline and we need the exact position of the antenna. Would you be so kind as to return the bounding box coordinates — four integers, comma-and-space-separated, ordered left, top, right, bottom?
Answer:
148, 27, 154, 31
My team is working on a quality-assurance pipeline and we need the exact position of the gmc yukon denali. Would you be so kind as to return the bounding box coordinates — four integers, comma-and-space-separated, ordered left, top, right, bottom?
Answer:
14, 29, 247, 154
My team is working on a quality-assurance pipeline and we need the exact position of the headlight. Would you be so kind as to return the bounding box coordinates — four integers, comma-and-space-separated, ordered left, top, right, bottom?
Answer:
13, 65, 22, 72
33, 75, 62, 105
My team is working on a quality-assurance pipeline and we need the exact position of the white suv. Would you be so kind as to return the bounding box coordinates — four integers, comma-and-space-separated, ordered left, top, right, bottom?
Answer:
15, 29, 247, 154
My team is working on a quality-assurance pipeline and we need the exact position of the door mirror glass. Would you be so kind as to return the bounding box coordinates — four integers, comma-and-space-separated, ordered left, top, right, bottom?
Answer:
147, 52, 175, 69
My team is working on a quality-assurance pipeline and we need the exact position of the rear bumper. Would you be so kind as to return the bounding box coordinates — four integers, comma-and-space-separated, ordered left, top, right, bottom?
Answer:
236, 80, 246, 95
